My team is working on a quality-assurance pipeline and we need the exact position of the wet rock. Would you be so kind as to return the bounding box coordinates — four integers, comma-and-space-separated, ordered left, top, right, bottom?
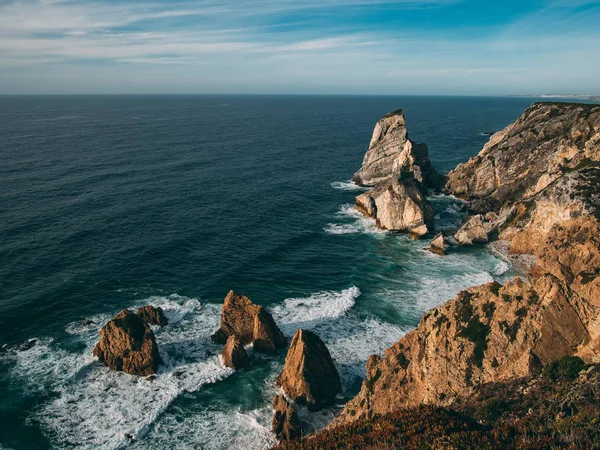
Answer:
253, 307, 286, 354
429, 232, 450, 255
356, 178, 435, 238
212, 291, 285, 353
272, 394, 301, 441
17, 338, 38, 352
211, 291, 261, 345
277, 329, 341, 411
221, 335, 250, 369
93, 309, 162, 376
136, 305, 168, 326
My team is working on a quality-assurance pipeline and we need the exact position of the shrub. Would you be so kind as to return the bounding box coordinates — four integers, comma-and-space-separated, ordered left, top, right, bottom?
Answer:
542, 356, 587, 382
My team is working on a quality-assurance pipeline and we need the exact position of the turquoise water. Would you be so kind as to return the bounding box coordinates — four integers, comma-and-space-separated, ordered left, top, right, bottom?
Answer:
0, 95, 535, 449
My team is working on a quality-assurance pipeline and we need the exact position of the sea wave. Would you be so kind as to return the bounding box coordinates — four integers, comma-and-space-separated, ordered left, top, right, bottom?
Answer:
330, 180, 368, 191
324, 204, 386, 236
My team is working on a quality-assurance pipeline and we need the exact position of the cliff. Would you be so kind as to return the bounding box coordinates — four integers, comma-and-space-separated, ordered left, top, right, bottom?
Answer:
331, 102, 600, 426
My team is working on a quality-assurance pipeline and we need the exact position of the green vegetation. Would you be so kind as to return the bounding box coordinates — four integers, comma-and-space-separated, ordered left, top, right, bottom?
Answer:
459, 315, 490, 367
542, 356, 587, 382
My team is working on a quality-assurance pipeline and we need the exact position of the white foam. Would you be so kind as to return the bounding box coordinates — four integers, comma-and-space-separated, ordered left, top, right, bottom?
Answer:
324, 204, 386, 236
6, 295, 234, 450
271, 287, 360, 335
330, 180, 368, 191
494, 259, 511, 276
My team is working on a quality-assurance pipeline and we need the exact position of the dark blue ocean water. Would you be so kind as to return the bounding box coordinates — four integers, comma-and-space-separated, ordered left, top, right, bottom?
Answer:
0, 95, 536, 449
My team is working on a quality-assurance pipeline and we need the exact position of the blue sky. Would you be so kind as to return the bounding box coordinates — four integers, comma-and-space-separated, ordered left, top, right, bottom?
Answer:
0, 0, 599, 94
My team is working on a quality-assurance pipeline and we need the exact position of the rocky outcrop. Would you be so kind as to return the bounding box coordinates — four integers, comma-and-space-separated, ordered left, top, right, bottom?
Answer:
212, 290, 286, 353
334, 103, 600, 426
277, 329, 341, 411
272, 395, 301, 441
136, 305, 168, 326
93, 309, 162, 376
221, 335, 250, 369
352, 110, 441, 192
253, 308, 286, 354
428, 232, 450, 255
355, 178, 434, 237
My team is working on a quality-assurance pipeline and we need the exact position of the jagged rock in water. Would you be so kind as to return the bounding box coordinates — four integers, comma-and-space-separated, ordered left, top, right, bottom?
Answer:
334, 103, 600, 426
277, 329, 341, 411
211, 290, 261, 345
221, 335, 250, 369
211, 290, 286, 353
136, 305, 168, 326
272, 395, 301, 441
355, 178, 434, 238
352, 110, 441, 191
93, 309, 162, 376
429, 232, 450, 255
253, 307, 286, 354
454, 215, 489, 245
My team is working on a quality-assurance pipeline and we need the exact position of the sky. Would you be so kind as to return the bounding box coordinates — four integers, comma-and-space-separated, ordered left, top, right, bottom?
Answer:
0, 0, 599, 95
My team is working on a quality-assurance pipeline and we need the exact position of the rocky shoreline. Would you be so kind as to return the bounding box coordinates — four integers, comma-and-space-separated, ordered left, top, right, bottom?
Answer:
286, 102, 600, 448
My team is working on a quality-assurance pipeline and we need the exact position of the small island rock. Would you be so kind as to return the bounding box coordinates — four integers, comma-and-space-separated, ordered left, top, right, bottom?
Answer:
253, 307, 286, 354
136, 305, 168, 326
454, 215, 489, 245
429, 232, 450, 255
272, 395, 301, 441
277, 329, 341, 411
93, 309, 162, 376
221, 335, 250, 369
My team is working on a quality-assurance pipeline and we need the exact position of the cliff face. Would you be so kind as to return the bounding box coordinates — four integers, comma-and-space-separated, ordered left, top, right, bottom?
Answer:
335, 102, 600, 425
353, 110, 441, 191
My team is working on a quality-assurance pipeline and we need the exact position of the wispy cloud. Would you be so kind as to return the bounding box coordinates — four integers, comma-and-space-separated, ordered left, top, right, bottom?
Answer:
0, 0, 598, 94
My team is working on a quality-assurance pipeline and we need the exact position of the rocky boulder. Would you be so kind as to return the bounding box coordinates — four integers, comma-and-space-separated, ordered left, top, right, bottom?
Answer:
272, 395, 301, 441
136, 305, 168, 326
221, 335, 250, 369
429, 232, 450, 255
277, 329, 341, 411
352, 110, 441, 191
93, 309, 162, 376
253, 308, 286, 354
355, 178, 434, 238
212, 290, 286, 353
454, 215, 489, 245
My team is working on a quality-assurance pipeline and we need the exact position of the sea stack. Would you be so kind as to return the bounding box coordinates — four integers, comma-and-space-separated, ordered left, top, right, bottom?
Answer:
272, 395, 302, 441
221, 335, 250, 369
212, 290, 286, 353
352, 110, 440, 237
93, 309, 162, 376
276, 329, 341, 411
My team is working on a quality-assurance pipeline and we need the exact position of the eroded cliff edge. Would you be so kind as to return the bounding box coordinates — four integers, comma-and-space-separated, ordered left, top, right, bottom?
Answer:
334, 102, 600, 425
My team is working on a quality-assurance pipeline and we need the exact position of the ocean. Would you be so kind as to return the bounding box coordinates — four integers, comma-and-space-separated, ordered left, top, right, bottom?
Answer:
0, 95, 537, 449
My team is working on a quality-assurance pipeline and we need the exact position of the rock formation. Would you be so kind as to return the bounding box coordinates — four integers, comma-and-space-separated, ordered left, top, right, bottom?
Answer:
253, 308, 287, 354
352, 110, 440, 238
211, 290, 286, 353
454, 215, 489, 245
333, 102, 600, 426
352, 110, 441, 192
221, 335, 250, 369
93, 309, 162, 376
136, 305, 168, 326
355, 178, 435, 237
272, 395, 302, 441
428, 232, 450, 255
277, 329, 341, 411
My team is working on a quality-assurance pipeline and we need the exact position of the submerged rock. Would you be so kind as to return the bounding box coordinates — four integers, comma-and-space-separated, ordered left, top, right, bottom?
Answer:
355, 178, 434, 238
429, 232, 450, 255
277, 329, 341, 411
221, 335, 250, 369
136, 305, 168, 326
253, 307, 286, 354
352, 110, 441, 191
272, 395, 301, 441
212, 290, 286, 353
93, 309, 162, 376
